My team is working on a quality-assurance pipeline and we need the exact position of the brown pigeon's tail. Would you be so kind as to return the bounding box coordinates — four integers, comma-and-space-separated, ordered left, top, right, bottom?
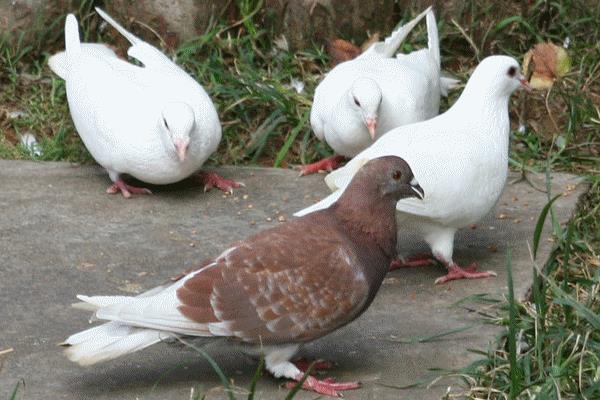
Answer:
62, 321, 172, 366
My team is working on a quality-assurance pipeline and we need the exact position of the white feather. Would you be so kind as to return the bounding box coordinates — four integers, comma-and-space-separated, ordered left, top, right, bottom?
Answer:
49, 9, 221, 186
297, 55, 525, 266
310, 8, 452, 159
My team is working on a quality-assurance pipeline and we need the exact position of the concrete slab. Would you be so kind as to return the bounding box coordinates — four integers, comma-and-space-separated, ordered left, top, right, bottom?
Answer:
0, 160, 588, 400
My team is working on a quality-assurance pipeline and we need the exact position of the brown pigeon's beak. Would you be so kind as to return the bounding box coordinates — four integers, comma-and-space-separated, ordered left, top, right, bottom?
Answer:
174, 138, 189, 162
365, 117, 377, 140
519, 75, 532, 92
410, 177, 424, 200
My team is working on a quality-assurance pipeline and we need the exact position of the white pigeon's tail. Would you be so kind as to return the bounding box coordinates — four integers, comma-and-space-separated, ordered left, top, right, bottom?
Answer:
425, 9, 462, 97
95, 7, 141, 46
294, 191, 341, 217
63, 321, 171, 366
64, 14, 81, 58
440, 76, 461, 96
360, 6, 431, 59
425, 9, 440, 69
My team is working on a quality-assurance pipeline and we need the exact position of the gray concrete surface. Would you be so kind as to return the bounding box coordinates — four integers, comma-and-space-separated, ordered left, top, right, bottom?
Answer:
0, 160, 588, 400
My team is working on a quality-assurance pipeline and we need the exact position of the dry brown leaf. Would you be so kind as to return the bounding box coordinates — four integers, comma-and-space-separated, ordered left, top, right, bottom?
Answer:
326, 38, 361, 66
523, 42, 571, 90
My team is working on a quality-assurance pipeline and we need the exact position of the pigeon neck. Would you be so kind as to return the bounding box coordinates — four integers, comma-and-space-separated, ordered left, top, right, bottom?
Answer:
333, 187, 398, 260
450, 80, 511, 117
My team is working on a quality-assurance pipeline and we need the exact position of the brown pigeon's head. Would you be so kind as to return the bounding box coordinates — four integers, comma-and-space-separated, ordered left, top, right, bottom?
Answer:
351, 156, 424, 202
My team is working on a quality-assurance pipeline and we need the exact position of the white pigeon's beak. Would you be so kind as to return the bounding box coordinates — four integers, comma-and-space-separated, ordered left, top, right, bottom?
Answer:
518, 75, 532, 92
365, 117, 377, 140
174, 138, 190, 162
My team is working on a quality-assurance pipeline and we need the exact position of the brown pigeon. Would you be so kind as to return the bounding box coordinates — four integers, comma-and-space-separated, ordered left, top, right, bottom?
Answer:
62, 156, 424, 397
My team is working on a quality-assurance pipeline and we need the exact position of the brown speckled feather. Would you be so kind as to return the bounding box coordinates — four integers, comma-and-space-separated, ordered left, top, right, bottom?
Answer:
174, 157, 417, 345
177, 209, 387, 343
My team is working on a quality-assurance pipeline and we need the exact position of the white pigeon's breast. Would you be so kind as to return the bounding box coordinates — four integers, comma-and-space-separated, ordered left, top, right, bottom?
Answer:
64, 56, 219, 184
314, 57, 440, 156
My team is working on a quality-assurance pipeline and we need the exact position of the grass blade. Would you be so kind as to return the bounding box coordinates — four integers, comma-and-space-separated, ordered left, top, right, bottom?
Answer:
549, 285, 600, 330
284, 364, 313, 400
532, 194, 562, 259
506, 249, 522, 399
273, 110, 309, 167
177, 338, 236, 400
389, 324, 477, 344
9, 379, 24, 400
247, 356, 264, 400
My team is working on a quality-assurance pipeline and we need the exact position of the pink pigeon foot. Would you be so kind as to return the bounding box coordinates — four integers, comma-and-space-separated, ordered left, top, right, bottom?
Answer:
285, 374, 361, 397
434, 263, 498, 285
198, 171, 245, 194
299, 155, 347, 176
389, 253, 436, 271
106, 178, 152, 198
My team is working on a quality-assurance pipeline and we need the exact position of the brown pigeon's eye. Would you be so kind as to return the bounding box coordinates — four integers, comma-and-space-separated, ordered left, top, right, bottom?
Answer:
392, 170, 402, 180
507, 66, 517, 77
354, 97, 360, 106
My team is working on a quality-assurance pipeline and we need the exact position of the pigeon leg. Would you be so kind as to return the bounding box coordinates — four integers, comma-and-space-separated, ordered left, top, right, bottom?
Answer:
389, 253, 436, 271
106, 178, 152, 198
293, 357, 334, 372
197, 171, 245, 194
299, 155, 347, 176
434, 262, 497, 285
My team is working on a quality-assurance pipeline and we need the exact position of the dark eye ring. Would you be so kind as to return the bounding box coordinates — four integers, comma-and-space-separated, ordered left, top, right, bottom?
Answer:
392, 170, 402, 180
163, 117, 169, 130
354, 98, 360, 106
507, 66, 517, 77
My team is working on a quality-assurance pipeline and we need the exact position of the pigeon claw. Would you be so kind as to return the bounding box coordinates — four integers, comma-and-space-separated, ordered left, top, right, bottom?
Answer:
434, 263, 498, 284
106, 179, 152, 198
198, 171, 244, 195
298, 155, 347, 176
287, 374, 361, 397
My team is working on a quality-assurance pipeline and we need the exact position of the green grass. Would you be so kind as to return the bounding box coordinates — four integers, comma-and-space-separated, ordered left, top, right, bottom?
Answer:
0, 0, 598, 399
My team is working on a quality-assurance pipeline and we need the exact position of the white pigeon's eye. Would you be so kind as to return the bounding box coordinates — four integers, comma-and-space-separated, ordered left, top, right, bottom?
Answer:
354, 97, 360, 107
163, 117, 170, 130
507, 66, 517, 77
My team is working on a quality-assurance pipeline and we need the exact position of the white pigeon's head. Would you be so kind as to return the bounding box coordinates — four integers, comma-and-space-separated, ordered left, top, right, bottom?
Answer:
469, 55, 531, 97
160, 102, 196, 162
348, 78, 382, 140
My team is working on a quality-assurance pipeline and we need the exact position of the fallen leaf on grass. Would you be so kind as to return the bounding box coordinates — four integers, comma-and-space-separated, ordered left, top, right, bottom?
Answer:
523, 42, 571, 89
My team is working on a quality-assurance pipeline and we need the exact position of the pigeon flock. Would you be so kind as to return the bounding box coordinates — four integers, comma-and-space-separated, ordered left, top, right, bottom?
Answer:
51, 6, 530, 397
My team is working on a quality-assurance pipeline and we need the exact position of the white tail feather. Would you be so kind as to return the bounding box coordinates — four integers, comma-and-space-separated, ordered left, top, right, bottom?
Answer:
440, 76, 461, 97
63, 321, 172, 366
426, 9, 440, 69
360, 6, 431, 59
94, 7, 141, 46
64, 14, 81, 58
294, 191, 340, 217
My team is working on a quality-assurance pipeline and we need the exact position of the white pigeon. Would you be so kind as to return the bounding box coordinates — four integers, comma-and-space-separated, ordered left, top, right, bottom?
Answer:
300, 7, 459, 176
295, 55, 531, 284
48, 8, 241, 197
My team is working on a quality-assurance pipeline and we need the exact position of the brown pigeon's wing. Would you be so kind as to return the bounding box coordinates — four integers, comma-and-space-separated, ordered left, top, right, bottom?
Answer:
177, 217, 370, 343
